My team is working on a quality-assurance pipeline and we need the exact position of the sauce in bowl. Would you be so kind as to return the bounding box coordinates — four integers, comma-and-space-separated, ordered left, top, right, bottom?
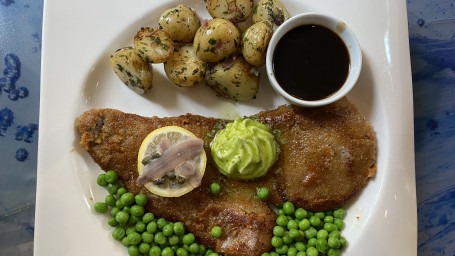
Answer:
272, 24, 350, 101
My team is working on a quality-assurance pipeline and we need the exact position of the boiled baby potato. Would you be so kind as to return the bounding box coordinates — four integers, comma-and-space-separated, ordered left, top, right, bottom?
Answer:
241, 21, 273, 67
164, 44, 208, 87
205, 56, 259, 101
206, 0, 254, 23
110, 47, 153, 94
159, 5, 200, 45
253, 0, 290, 31
193, 18, 241, 63
134, 27, 174, 63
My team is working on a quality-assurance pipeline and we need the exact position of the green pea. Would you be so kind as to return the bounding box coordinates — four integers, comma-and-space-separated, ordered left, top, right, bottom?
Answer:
136, 221, 146, 233
105, 170, 118, 183
94, 202, 108, 213
107, 217, 118, 227
211, 226, 222, 238
121, 192, 135, 206
107, 182, 121, 195
208, 253, 219, 256
163, 223, 174, 236
288, 229, 300, 240
121, 237, 130, 247
316, 238, 329, 253
115, 199, 125, 209
287, 220, 298, 230
287, 247, 298, 256
171, 245, 179, 252
282, 233, 293, 245
277, 208, 285, 216
339, 237, 347, 248
135, 194, 148, 206
173, 222, 185, 235
199, 244, 207, 255
334, 218, 344, 230
112, 227, 126, 241
117, 187, 127, 198
142, 231, 154, 243
314, 212, 325, 219
295, 242, 306, 252
205, 249, 214, 256
147, 221, 158, 234
324, 216, 334, 223
276, 215, 288, 227
105, 195, 116, 206
328, 236, 341, 248
329, 230, 341, 239
307, 238, 317, 247
157, 218, 167, 230
270, 252, 279, 256
176, 248, 189, 256
110, 206, 120, 216
126, 226, 137, 236
142, 212, 155, 224
97, 173, 108, 186
149, 245, 162, 256
116, 211, 129, 224
162, 247, 174, 256
168, 235, 179, 245
256, 187, 269, 200
296, 252, 306, 256
282, 202, 295, 216
298, 219, 310, 231
309, 216, 321, 227
128, 245, 140, 256
316, 229, 328, 240
275, 244, 289, 254
128, 215, 140, 225
154, 232, 167, 245
324, 223, 338, 232
333, 208, 346, 219
182, 233, 195, 245
327, 248, 341, 256
127, 232, 142, 245
139, 242, 151, 254
304, 227, 317, 239
189, 243, 199, 253
262, 253, 271, 256
130, 205, 145, 217
294, 208, 308, 220
306, 246, 318, 256
273, 226, 285, 237
210, 182, 221, 195
271, 236, 283, 247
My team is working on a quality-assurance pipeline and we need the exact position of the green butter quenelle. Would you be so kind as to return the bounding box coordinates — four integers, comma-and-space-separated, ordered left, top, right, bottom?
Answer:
210, 118, 278, 180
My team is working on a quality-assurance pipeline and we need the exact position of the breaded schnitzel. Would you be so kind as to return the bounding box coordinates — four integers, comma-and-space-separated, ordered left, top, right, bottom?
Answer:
75, 98, 376, 256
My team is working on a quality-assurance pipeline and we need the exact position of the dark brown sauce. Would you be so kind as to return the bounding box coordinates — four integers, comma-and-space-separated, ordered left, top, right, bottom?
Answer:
273, 24, 350, 101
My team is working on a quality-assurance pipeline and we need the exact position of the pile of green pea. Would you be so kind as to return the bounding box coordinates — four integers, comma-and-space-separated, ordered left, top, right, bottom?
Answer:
94, 170, 220, 256
262, 202, 347, 256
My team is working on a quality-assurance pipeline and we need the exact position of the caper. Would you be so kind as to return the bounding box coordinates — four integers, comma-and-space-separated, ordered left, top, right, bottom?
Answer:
141, 156, 152, 166
176, 176, 186, 184
153, 177, 165, 185
167, 171, 176, 180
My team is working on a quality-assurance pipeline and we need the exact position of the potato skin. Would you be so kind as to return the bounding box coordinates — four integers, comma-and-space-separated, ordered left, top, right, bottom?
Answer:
206, 0, 254, 23
159, 5, 200, 45
205, 56, 259, 101
164, 44, 208, 87
110, 47, 153, 94
253, 0, 290, 31
241, 21, 273, 67
134, 27, 174, 63
193, 19, 241, 63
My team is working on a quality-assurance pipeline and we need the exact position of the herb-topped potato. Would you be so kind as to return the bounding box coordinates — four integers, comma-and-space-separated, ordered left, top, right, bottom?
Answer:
159, 5, 201, 45
241, 21, 273, 67
164, 44, 208, 87
193, 19, 241, 63
206, 0, 254, 23
253, 0, 290, 31
133, 27, 174, 63
110, 47, 154, 94
205, 56, 259, 100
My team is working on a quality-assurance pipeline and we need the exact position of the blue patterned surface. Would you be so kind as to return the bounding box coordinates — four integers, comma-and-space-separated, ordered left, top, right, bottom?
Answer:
0, 0, 454, 255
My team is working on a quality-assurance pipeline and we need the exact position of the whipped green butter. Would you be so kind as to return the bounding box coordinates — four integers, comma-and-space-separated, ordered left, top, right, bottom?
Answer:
210, 118, 278, 180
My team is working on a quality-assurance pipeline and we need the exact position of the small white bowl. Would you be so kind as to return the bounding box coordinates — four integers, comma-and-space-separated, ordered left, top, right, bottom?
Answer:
266, 12, 362, 107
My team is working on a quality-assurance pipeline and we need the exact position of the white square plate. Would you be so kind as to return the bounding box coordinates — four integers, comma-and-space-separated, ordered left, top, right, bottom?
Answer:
35, 0, 416, 255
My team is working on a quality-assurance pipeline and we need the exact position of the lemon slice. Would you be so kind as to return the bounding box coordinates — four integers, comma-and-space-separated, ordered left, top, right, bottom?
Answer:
137, 126, 206, 197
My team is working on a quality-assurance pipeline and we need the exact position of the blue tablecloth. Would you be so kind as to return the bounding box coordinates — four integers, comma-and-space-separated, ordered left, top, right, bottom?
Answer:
0, 0, 454, 255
